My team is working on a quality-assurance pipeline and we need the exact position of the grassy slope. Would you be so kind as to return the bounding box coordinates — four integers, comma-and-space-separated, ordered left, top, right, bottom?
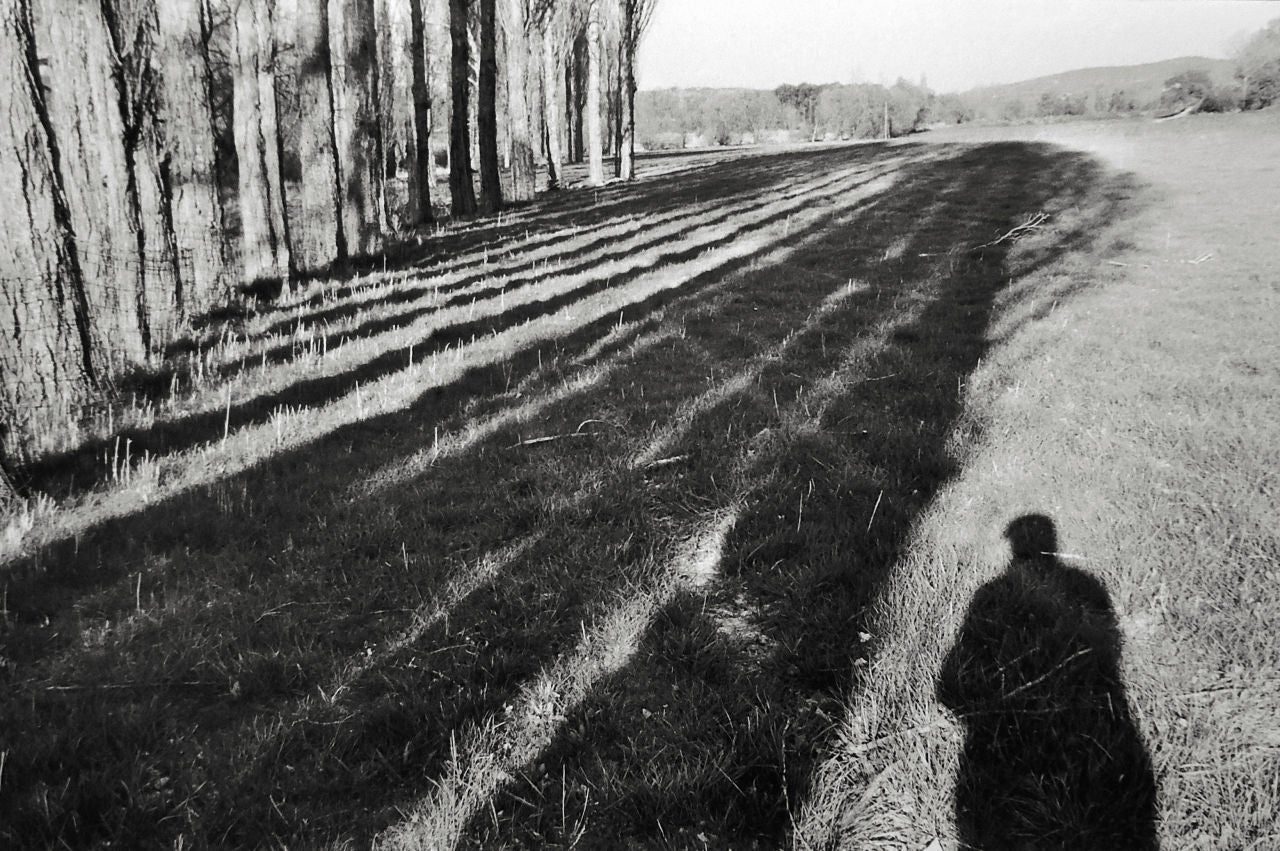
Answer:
797, 113, 1280, 850
961, 56, 1235, 107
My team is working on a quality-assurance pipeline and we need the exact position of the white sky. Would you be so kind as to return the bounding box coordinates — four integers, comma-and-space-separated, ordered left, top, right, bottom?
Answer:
637, 0, 1280, 93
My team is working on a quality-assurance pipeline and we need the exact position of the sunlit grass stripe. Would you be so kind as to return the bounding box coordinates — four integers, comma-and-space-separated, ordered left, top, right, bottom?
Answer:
103, 161, 900, 453
632, 277, 869, 469
0, 172, 897, 569
353, 325, 680, 500
224, 159, 902, 379
376, 246, 938, 850
375, 508, 741, 851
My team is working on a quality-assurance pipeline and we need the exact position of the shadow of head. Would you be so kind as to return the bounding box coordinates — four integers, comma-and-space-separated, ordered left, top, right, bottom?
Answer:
937, 514, 1159, 850
1004, 512, 1057, 560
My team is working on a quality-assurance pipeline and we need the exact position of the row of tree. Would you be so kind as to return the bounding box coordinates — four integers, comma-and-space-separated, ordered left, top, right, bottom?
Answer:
0, 0, 655, 479
637, 79, 961, 149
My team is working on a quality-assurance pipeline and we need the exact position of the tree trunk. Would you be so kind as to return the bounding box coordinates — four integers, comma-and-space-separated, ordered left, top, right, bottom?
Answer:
448, 0, 476, 215
476, 0, 500, 212
375, 0, 417, 232
1, 0, 99, 445
153, 0, 231, 315
611, 57, 623, 176
100, 0, 185, 353
33, 0, 153, 368
502, 0, 534, 202
540, 29, 562, 190
331, 0, 385, 257
289, 0, 346, 273
567, 36, 583, 163
232, 0, 290, 288
584, 0, 603, 186
408, 0, 434, 223
621, 33, 636, 180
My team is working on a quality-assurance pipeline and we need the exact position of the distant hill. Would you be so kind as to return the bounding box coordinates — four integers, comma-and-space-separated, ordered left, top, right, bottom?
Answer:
960, 56, 1235, 109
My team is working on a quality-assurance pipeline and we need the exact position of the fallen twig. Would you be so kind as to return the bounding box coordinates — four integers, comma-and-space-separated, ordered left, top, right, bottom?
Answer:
643, 454, 689, 469
511, 419, 618, 448
43, 680, 218, 692
509, 432, 591, 448
973, 212, 1050, 250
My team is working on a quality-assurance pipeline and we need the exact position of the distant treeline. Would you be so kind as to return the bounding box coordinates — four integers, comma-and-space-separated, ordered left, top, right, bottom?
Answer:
638, 16, 1280, 150
636, 80, 964, 148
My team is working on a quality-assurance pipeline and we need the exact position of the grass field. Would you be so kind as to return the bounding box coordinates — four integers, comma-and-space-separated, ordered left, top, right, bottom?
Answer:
1, 112, 1276, 849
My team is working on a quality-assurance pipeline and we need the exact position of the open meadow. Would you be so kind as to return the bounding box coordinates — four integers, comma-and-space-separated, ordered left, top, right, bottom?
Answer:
1, 112, 1277, 849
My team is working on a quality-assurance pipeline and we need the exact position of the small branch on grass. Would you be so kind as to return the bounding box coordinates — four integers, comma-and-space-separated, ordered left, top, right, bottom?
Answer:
510, 419, 619, 448
1000, 647, 1092, 701
643, 454, 689, 469
223, 386, 232, 444
254, 600, 341, 623
576, 418, 620, 433
866, 490, 883, 533
43, 680, 218, 692
509, 432, 591, 448
972, 212, 1050, 250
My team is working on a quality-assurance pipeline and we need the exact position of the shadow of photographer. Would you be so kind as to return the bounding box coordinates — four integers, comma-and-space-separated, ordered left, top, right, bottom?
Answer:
938, 514, 1159, 850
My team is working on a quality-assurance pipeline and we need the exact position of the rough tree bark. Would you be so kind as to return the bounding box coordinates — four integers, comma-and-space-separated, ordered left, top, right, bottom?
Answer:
99, 0, 184, 353
408, 0, 434, 223
540, 20, 563, 189
502, 0, 535, 202
375, 0, 418, 231
620, 29, 635, 180
584, 0, 603, 186
288, 0, 346, 272
620, 0, 648, 181
331, 0, 386, 256
566, 34, 583, 163
153, 0, 231, 314
476, 0, 500, 212
32, 0, 153, 368
448, 0, 477, 214
1, 0, 100, 445
611, 58, 622, 175
232, 0, 291, 288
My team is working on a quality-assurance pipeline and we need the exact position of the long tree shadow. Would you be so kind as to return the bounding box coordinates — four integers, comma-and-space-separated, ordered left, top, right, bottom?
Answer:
937, 514, 1158, 851
236, 163, 892, 376
459, 143, 1146, 849
255, 157, 885, 340
253, 145, 878, 319
0, 142, 1144, 850
13, 149, 904, 503
0, 149, 906, 849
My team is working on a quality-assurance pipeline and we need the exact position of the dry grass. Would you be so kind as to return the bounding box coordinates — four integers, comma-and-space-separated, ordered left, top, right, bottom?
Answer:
1, 115, 1273, 850
795, 112, 1280, 851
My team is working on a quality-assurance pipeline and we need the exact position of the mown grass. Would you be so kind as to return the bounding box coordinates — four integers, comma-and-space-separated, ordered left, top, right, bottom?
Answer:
3, 115, 1271, 851
796, 112, 1280, 851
